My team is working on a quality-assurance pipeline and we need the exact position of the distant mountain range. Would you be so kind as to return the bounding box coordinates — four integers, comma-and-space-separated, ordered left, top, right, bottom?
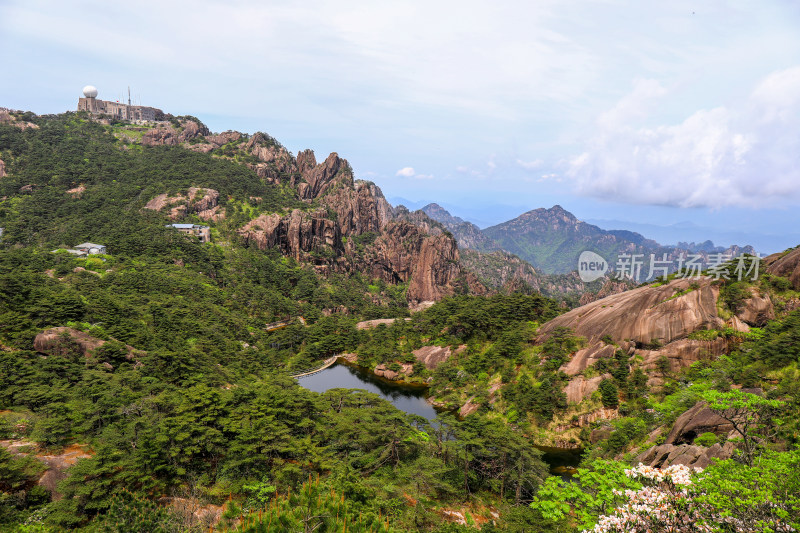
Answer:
421, 203, 755, 277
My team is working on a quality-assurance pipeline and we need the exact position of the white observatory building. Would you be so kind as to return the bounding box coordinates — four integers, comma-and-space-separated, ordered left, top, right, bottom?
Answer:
77, 85, 163, 122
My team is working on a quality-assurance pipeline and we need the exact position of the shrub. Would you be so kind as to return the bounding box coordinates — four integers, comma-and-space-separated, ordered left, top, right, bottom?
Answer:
694, 432, 718, 447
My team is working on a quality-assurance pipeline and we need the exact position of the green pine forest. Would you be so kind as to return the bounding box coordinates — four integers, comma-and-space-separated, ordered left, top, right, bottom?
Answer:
0, 112, 798, 532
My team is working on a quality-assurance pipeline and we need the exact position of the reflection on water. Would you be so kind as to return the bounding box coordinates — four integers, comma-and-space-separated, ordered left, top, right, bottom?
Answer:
297, 363, 440, 422
298, 362, 582, 476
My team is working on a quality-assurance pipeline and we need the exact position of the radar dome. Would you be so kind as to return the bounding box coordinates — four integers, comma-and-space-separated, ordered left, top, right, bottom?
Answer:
82, 85, 98, 98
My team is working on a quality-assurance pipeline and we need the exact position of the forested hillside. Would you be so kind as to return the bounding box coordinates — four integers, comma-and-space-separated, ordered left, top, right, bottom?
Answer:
0, 110, 798, 532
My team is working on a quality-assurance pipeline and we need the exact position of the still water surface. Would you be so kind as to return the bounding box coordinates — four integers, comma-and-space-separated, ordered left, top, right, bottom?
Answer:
297, 362, 439, 421
298, 361, 582, 474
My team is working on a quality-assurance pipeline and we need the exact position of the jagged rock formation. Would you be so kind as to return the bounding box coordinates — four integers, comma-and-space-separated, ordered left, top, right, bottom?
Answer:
144, 187, 222, 221
240, 209, 343, 264
536, 277, 774, 401
765, 247, 800, 290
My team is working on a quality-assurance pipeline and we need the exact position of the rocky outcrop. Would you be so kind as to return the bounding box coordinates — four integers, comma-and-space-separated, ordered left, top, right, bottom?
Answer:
537, 277, 773, 401
325, 181, 393, 236
66, 184, 85, 197
638, 337, 730, 376
634, 441, 736, 469
142, 120, 209, 146
0, 440, 92, 500
413, 345, 466, 370
34, 327, 143, 361
735, 287, 774, 326
563, 375, 609, 404
765, 247, 800, 290
364, 222, 463, 304
665, 401, 734, 445
0, 158, 5, 177
356, 318, 411, 330
296, 151, 352, 200
239, 209, 342, 264
374, 362, 414, 381
158, 497, 223, 529
144, 187, 221, 221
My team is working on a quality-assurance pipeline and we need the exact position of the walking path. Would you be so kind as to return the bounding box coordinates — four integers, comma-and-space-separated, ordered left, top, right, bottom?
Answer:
291, 356, 338, 378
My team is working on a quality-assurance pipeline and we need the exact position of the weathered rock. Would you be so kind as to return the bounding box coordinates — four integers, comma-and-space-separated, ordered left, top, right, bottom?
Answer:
34, 327, 143, 361
412, 345, 466, 370
142, 120, 208, 147
66, 184, 85, 197
538, 277, 752, 384
765, 247, 800, 290
638, 337, 730, 376
296, 151, 352, 200
0, 440, 92, 500
563, 375, 609, 404
579, 278, 633, 306
635, 440, 737, 469
459, 397, 480, 417
664, 402, 734, 445
737, 287, 775, 326
374, 363, 413, 380
144, 187, 220, 221
356, 318, 411, 330
157, 497, 223, 529
239, 209, 342, 263
0, 158, 5, 177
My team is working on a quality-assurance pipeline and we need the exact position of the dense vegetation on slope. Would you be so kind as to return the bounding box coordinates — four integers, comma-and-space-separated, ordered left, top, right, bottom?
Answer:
1, 111, 798, 532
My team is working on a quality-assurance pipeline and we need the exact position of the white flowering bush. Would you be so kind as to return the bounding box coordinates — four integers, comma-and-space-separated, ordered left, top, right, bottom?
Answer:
587, 463, 710, 533
532, 450, 800, 533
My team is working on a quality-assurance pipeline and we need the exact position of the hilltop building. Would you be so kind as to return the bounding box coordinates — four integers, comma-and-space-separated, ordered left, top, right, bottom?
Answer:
167, 223, 211, 243
77, 85, 163, 122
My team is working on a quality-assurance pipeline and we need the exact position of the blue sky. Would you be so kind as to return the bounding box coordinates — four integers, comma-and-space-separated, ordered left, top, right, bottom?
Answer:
2, 0, 800, 252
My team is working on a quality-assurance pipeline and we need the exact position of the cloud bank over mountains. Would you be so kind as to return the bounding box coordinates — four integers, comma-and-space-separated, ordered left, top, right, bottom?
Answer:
569, 66, 800, 209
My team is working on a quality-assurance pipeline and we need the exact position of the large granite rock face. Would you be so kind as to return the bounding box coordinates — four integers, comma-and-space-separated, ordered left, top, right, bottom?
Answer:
412, 345, 466, 370
536, 277, 773, 402
239, 209, 343, 263
765, 248, 800, 290
665, 402, 734, 445
736, 287, 775, 326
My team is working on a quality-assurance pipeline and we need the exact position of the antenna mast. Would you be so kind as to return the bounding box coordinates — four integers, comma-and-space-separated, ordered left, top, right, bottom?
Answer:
128, 86, 131, 106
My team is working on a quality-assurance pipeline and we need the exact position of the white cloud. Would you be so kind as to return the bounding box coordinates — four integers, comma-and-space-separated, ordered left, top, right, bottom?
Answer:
568, 66, 800, 208
396, 167, 416, 177
396, 166, 433, 179
516, 158, 543, 170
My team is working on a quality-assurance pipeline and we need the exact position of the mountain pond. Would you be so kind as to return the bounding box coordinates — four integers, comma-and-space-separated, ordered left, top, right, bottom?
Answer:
297, 361, 581, 475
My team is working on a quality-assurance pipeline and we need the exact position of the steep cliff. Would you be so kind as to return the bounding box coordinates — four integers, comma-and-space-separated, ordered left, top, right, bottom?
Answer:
133, 117, 479, 304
